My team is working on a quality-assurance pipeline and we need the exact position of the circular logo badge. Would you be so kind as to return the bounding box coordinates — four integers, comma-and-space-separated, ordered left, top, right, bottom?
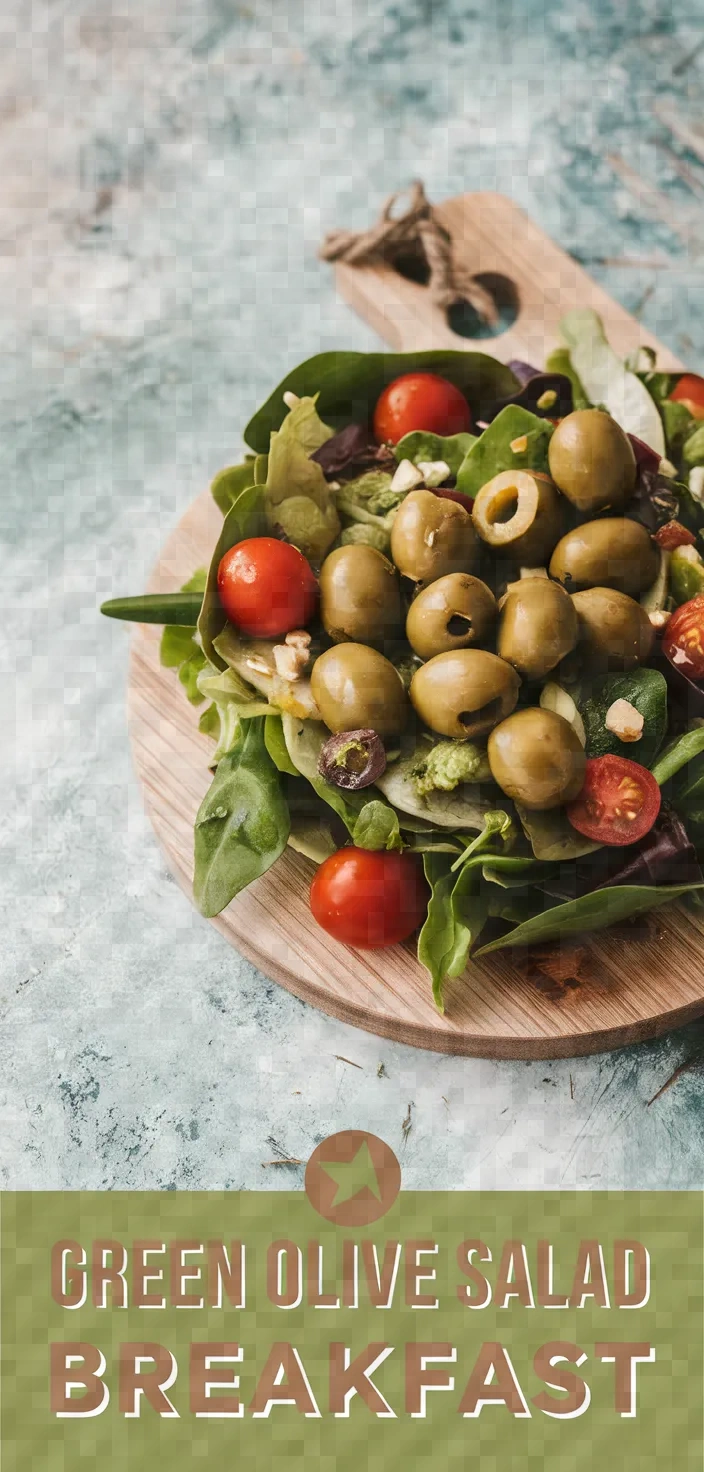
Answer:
305, 1130, 401, 1226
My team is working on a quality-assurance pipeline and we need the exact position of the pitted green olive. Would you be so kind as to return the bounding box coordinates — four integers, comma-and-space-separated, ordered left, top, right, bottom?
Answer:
548, 409, 637, 514
319, 544, 402, 645
549, 517, 658, 596
471, 470, 565, 565
406, 572, 496, 659
498, 577, 578, 681
390, 489, 477, 586
409, 649, 520, 740
571, 586, 655, 670
488, 708, 586, 810
311, 643, 408, 740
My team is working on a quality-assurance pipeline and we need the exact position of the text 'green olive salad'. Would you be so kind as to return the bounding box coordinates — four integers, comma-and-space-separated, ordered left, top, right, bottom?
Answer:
103, 312, 704, 1008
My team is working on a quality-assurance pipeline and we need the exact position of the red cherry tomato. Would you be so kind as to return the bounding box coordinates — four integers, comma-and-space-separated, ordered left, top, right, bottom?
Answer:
566, 756, 661, 847
373, 372, 472, 445
217, 537, 318, 638
669, 373, 704, 422
310, 848, 428, 948
662, 594, 704, 679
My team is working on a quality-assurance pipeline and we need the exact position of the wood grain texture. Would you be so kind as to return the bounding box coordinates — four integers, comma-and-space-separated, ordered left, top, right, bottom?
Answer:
129, 191, 704, 1060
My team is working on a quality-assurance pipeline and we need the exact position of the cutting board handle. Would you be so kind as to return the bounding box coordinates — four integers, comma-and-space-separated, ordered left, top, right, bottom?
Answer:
333, 190, 683, 370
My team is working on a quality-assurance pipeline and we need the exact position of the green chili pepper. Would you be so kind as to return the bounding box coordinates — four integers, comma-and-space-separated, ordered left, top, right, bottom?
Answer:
100, 591, 204, 625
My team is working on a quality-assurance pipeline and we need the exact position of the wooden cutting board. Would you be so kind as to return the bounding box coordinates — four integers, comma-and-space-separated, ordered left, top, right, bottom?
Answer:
128, 190, 704, 1059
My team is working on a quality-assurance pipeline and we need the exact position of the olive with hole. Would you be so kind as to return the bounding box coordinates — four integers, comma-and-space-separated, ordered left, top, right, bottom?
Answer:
406, 572, 496, 659
319, 543, 402, 645
409, 648, 520, 740
471, 470, 565, 565
311, 643, 408, 740
549, 517, 658, 596
390, 488, 477, 586
498, 577, 578, 681
548, 408, 637, 514
571, 586, 655, 670
488, 708, 586, 810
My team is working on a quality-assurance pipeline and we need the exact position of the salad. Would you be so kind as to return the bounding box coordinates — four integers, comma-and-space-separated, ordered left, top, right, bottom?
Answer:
103, 309, 704, 1009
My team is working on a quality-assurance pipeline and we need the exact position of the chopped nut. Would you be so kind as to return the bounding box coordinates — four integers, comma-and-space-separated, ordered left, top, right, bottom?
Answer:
245, 655, 273, 676
273, 642, 309, 681
659, 457, 677, 478
536, 389, 557, 411
283, 390, 300, 409
649, 609, 671, 630
285, 629, 312, 652
390, 459, 425, 494
605, 698, 644, 743
510, 434, 528, 453
417, 459, 451, 488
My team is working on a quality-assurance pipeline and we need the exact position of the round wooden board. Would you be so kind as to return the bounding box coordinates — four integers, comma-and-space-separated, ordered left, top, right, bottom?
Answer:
128, 488, 704, 1059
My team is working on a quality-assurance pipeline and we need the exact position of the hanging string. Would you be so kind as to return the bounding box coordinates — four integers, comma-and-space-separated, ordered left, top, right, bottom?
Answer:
319, 180, 498, 328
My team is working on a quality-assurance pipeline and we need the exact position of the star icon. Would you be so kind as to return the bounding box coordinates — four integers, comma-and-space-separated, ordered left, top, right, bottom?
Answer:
318, 1140, 384, 1207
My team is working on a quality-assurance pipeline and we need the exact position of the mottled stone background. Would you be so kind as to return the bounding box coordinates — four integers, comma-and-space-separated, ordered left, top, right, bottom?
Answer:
2, 0, 703, 1190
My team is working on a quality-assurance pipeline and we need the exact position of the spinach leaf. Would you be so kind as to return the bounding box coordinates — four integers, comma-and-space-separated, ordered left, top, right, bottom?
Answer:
393, 430, 477, 475
352, 801, 403, 852
456, 405, 554, 498
578, 668, 668, 768
661, 400, 696, 460
245, 351, 518, 454
210, 462, 257, 516
474, 881, 704, 955
264, 714, 299, 775
516, 802, 601, 861
197, 666, 271, 764
416, 811, 514, 1008
197, 484, 267, 669
450, 810, 516, 871
193, 717, 290, 918
683, 423, 704, 468
651, 725, 704, 786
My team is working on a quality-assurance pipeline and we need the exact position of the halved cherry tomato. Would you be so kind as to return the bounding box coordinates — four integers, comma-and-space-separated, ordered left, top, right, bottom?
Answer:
373, 372, 472, 445
654, 520, 696, 551
217, 537, 318, 638
310, 848, 428, 948
669, 373, 704, 422
662, 594, 704, 679
566, 756, 661, 847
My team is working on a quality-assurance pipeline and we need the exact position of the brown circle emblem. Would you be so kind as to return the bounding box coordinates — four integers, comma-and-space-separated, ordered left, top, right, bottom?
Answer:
305, 1130, 401, 1226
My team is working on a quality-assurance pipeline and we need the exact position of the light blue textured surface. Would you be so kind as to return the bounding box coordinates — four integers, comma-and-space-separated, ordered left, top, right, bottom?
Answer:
2, 0, 703, 1191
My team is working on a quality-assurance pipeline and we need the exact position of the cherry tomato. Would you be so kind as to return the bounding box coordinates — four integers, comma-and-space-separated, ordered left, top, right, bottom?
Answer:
654, 520, 696, 551
217, 537, 318, 638
566, 756, 661, 847
373, 372, 472, 445
310, 847, 428, 948
669, 373, 704, 422
662, 594, 704, 679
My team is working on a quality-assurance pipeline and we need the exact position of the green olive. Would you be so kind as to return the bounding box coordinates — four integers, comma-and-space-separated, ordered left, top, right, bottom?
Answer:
319, 544, 402, 645
549, 517, 658, 596
311, 643, 408, 740
409, 649, 519, 740
548, 409, 637, 513
498, 577, 578, 681
488, 708, 586, 810
571, 586, 655, 670
390, 489, 477, 586
406, 573, 496, 659
471, 470, 565, 565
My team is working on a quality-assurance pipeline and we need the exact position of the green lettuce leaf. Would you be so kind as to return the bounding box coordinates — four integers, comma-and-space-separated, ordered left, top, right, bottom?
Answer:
456, 405, 553, 498
545, 347, 591, 410
159, 568, 208, 704
210, 462, 257, 516
264, 396, 339, 562
352, 801, 403, 852
559, 309, 665, 455
417, 811, 515, 1009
